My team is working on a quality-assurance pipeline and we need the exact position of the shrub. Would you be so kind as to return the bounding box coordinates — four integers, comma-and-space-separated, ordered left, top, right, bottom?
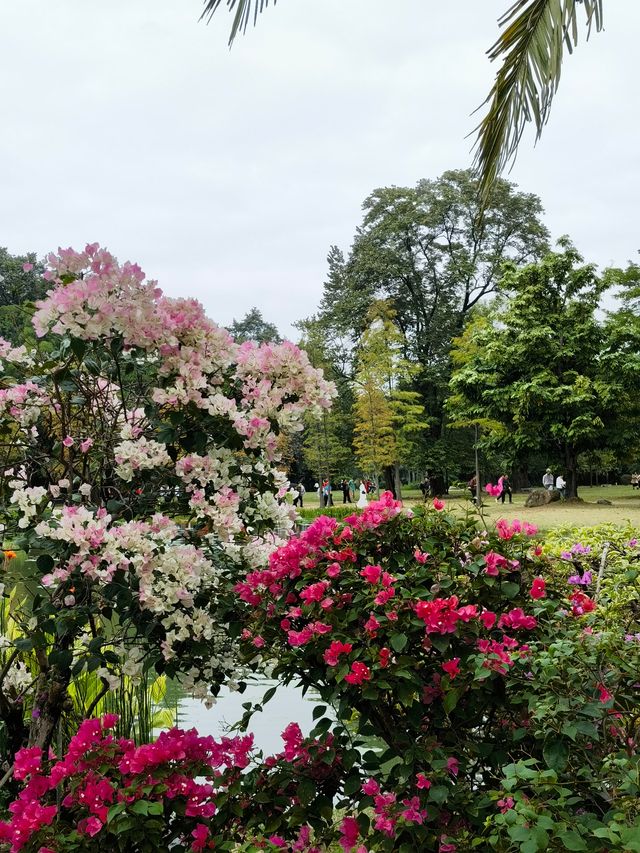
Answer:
229, 494, 640, 851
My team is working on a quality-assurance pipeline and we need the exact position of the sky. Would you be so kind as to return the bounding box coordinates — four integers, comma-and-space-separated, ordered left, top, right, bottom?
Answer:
1, 1, 638, 340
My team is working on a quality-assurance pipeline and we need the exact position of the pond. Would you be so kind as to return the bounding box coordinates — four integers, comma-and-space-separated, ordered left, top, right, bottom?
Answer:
177, 679, 319, 755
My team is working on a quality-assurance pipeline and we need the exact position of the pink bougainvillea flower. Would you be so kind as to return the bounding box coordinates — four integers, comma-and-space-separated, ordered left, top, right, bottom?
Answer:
361, 778, 380, 796
570, 591, 596, 616
360, 564, 382, 584
484, 551, 508, 576
497, 796, 515, 813
597, 683, 613, 704
485, 482, 502, 497
62, 435, 75, 447
191, 824, 210, 852
323, 640, 352, 666
439, 840, 457, 853
326, 562, 341, 578
414, 549, 429, 564
364, 614, 380, 635
401, 795, 427, 824
568, 570, 593, 586
22, 262, 34, 272
529, 577, 546, 599
446, 757, 459, 776
416, 773, 431, 789
441, 658, 461, 679
498, 608, 537, 631
344, 661, 372, 685
339, 816, 360, 852
479, 610, 497, 630
433, 498, 445, 511
378, 647, 391, 668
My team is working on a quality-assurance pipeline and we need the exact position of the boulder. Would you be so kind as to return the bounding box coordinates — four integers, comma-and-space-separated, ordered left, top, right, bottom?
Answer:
524, 488, 562, 507
525, 489, 552, 507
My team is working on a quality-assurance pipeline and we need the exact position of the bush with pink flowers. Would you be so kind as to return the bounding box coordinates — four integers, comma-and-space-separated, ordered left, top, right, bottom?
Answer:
226, 494, 640, 851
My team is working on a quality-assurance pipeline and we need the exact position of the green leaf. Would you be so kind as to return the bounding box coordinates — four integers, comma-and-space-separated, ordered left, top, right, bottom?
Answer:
443, 689, 460, 714
558, 831, 587, 851
390, 633, 408, 653
312, 704, 328, 720
70, 338, 87, 360
296, 778, 315, 807
48, 649, 73, 670
542, 739, 569, 772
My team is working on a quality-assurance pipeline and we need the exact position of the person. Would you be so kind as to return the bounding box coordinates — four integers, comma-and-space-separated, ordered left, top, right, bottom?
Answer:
365, 479, 373, 494
293, 482, 305, 507
467, 475, 477, 503
498, 474, 512, 504
341, 478, 350, 504
419, 477, 430, 500
322, 480, 333, 507
542, 468, 554, 490
348, 477, 356, 501
555, 473, 566, 499
631, 473, 640, 490
357, 479, 368, 509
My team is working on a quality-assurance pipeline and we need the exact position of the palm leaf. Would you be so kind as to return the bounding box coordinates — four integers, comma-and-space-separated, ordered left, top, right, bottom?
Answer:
474, 0, 603, 201
200, 0, 277, 46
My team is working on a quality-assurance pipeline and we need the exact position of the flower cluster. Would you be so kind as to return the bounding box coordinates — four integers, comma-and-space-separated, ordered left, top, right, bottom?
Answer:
0, 715, 254, 852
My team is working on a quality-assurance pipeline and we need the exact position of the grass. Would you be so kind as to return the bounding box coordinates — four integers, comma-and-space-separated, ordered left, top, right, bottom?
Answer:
294, 485, 640, 531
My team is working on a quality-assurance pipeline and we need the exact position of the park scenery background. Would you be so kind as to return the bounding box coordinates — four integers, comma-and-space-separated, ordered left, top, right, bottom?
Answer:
1, 2, 640, 853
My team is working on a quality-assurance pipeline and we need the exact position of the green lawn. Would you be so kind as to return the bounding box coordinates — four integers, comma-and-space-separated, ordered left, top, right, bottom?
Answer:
297, 485, 640, 531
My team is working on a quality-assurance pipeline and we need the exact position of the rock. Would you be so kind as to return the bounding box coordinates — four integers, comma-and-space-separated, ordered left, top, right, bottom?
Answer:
525, 489, 551, 507
524, 489, 562, 507
597, 499, 612, 505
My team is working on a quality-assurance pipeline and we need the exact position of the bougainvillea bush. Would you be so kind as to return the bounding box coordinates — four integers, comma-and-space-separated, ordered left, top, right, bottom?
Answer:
230, 494, 640, 852
0, 244, 334, 760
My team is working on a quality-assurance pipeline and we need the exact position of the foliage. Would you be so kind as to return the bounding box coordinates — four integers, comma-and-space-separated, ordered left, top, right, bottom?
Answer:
227, 306, 281, 344
447, 241, 640, 498
229, 494, 640, 850
475, 0, 604, 200
0, 243, 334, 765
201, 1, 604, 201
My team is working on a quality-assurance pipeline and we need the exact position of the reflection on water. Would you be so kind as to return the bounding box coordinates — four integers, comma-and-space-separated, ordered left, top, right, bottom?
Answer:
177, 679, 318, 755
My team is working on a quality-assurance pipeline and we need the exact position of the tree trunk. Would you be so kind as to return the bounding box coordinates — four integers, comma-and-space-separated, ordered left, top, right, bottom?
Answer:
393, 463, 402, 501
565, 446, 578, 499
28, 669, 71, 753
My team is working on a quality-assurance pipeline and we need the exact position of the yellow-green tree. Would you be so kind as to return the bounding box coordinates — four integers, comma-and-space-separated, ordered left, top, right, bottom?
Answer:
353, 304, 426, 497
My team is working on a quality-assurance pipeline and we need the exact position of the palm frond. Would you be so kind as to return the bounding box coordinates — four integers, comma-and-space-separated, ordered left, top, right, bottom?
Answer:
200, 0, 277, 46
474, 0, 603, 202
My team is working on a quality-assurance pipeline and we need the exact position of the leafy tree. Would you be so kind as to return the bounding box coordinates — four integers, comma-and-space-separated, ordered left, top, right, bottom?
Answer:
352, 305, 426, 496
0, 248, 46, 346
313, 170, 548, 475
447, 241, 635, 499
296, 316, 356, 484
201, 1, 604, 196
227, 306, 281, 343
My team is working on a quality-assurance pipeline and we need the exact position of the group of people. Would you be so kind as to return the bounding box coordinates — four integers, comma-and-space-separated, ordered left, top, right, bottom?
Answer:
543, 468, 566, 498
315, 478, 370, 508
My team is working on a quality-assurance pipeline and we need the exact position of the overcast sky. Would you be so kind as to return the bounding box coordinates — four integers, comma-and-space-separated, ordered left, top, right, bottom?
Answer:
1, 1, 638, 339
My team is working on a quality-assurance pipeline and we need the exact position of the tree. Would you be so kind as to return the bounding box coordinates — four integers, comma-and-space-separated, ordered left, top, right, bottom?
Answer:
201, 1, 604, 196
0, 243, 333, 764
352, 304, 426, 496
447, 241, 633, 499
227, 306, 281, 343
314, 170, 547, 473
0, 248, 47, 346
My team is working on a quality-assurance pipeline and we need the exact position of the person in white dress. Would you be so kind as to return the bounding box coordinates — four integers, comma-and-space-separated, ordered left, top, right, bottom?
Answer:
357, 480, 368, 509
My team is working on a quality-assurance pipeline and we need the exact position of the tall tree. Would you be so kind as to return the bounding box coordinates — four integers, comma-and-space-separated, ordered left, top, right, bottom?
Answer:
447, 241, 639, 499
0, 248, 46, 346
352, 304, 426, 496
201, 1, 604, 197
228, 307, 281, 344
315, 170, 548, 469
